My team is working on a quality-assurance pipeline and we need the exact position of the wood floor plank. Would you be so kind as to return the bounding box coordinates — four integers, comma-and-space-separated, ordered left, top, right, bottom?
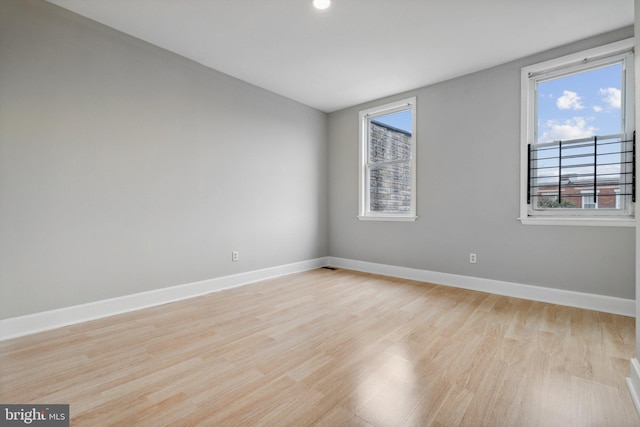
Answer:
1, 268, 638, 426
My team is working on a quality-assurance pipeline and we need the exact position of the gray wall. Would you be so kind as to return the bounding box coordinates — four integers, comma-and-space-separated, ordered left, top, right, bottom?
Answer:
0, 0, 328, 318
328, 27, 635, 300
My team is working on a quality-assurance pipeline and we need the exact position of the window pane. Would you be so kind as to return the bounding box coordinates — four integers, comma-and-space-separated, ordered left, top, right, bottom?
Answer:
532, 62, 627, 211
369, 163, 411, 213
582, 193, 597, 209
369, 112, 412, 163
536, 63, 622, 143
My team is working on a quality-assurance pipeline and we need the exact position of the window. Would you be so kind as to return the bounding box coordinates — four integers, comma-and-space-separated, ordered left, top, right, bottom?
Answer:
359, 97, 416, 221
520, 39, 635, 226
581, 191, 598, 209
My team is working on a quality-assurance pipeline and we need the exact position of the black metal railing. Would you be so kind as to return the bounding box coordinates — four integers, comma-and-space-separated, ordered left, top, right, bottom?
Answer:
527, 132, 635, 208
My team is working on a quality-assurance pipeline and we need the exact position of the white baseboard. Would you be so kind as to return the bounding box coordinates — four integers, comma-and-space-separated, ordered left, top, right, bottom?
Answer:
328, 257, 635, 317
0, 258, 329, 341
2, 256, 634, 341
627, 358, 640, 417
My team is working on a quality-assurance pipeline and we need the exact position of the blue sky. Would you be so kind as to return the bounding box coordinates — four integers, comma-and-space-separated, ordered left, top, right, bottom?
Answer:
372, 110, 412, 133
537, 63, 622, 143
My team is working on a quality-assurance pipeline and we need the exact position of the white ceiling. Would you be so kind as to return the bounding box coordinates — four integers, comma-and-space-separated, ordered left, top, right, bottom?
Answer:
47, 0, 633, 113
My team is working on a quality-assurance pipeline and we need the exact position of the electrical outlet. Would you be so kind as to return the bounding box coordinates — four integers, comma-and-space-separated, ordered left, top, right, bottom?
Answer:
469, 253, 477, 264
232, 251, 239, 262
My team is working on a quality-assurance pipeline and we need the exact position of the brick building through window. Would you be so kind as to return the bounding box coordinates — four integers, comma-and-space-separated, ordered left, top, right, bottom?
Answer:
534, 174, 621, 209
368, 120, 412, 213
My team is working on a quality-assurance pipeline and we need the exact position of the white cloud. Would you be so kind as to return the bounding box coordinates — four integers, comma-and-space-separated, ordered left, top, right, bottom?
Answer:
556, 90, 584, 110
539, 117, 597, 142
593, 105, 603, 112
599, 87, 621, 109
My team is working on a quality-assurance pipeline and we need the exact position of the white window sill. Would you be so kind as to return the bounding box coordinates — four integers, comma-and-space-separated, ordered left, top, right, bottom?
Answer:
519, 217, 635, 227
358, 215, 417, 222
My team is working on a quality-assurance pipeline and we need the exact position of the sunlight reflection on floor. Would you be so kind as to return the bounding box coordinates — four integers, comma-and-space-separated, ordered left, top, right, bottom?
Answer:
356, 345, 419, 426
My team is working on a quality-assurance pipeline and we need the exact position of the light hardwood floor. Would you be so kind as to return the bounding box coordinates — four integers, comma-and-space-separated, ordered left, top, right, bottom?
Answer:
1, 268, 638, 426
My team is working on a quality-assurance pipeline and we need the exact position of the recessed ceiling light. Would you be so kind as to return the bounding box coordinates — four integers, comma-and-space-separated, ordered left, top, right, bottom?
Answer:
313, 0, 331, 10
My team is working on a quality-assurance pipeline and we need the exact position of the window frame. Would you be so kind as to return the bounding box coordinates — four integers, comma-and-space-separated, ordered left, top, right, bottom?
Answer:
519, 38, 635, 227
358, 97, 417, 221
